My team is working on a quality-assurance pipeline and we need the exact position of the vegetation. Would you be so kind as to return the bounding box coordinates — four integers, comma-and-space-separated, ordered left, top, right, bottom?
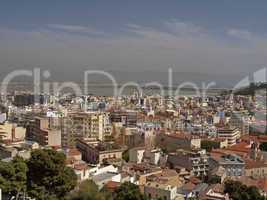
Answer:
224, 180, 265, 200
69, 181, 146, 200
122, 149, 130, 162
27, 149, 77, 200
0, 148, 149, 200
0, 156, 28, 199
204, 175, 221, 184
114, 182, 147, 200
259, 142, 267, 151
0, 149, 77, 200
201, 140, 220, 152
69, 180, 111, 200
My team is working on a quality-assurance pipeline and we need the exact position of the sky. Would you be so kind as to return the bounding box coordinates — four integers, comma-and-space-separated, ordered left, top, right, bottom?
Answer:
0, 0, 267, 82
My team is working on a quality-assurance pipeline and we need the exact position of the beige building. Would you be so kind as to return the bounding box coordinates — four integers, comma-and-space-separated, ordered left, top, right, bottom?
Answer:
217, 127, 240, 146
167, 149, 209, 177
0, 122, 26, 142
156, 132, 201, 152
144, 181, 178, 200
62, 112, 111, 148
27, 117, 61, 147
244, 159, 267, 178
76, 138, 124, 164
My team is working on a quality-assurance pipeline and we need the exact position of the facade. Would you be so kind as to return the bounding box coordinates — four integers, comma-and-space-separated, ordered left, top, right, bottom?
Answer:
167, 149, 209, 177
110, 110, 137, 127
229, 112, 250, 135
76, 138, 124, 164
27, 117, 61, 147
144, 182, 178, 200
61, 112, 109, 148
244, 159, 267, 178
217, 127, 240, 146
218, 154, 245, 177
0, 122, 26, 142
156, 132, 201, 152
129, 146, 146, 164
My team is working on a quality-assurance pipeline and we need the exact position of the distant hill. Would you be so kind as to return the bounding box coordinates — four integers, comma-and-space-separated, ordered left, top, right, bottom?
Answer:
233, 82, 267, 96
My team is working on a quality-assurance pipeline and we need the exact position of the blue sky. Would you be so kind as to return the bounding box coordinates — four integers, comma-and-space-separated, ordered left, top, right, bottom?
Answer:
0, 0, 267, 77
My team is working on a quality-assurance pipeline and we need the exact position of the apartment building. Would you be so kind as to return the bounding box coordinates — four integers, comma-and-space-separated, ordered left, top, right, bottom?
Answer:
218, 154, 245, 177
0, 122, 26, 142
61, 112, 111, 148
110, 110, 137, 127
229, 111, 250, 135
156, 132, 201, 152
244, 159, 267, 178
76, 138, 124, 164
167, 149, 209, 177
144, 182, 178, 200
217, 126, 240, 146
26, 117, 61, 147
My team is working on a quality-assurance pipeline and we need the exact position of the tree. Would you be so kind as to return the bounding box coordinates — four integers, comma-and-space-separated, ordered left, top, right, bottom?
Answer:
12, 156, 28, 199
0, 156, 28, 199
115, 182, 147, 200
0, 161, 15, 195
201, 140, 220, 152
122, 149, 129, 162
68, 180, 111, 200
224, 180, 264, 200
204, 175, 221, 184
259, 142, 267, 151
27, 149, 77, 200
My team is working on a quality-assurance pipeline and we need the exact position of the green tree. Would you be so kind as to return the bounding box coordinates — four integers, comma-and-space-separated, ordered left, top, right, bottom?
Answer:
224, 180, 265, 200
201, 140, 220, 152
204, 175, 221, 184
115, 182, 147, 200
0, 156, 28, 199
12, 156, 28, 199
0, 161, 15, 195
122, 149, 129, 162
27, 149, 77, 200
259, 142, 267, 151
69, 180, 110, 200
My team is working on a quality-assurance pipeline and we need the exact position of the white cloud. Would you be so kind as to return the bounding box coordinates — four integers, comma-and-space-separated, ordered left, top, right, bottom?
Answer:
47, 24, 106, 35
164, 20, 203, 36
227, 29, 253, 40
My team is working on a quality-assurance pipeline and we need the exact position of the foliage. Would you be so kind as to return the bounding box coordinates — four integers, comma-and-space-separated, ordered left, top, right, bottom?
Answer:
122, 149, 129, 162
27, 149, 77, 200
114, 182, 147, 200
68, 180, 109, 200
259, 142, 267, 151
69, 180, 113, 200
204, 175, 221, 184
201, 140, 220, 152
224, 180, 265, 200
0, 156, 28, 198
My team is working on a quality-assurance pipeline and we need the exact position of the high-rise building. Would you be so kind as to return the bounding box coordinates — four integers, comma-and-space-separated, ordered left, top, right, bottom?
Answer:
110, 110, 137, 127
61, 112, 110, 148
26, 117, 61, 147
217, 126, 240, 146
229, 111, 250, 135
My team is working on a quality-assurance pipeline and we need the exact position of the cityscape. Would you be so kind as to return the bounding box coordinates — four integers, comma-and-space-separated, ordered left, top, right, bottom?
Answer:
0, 1, 267, 200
